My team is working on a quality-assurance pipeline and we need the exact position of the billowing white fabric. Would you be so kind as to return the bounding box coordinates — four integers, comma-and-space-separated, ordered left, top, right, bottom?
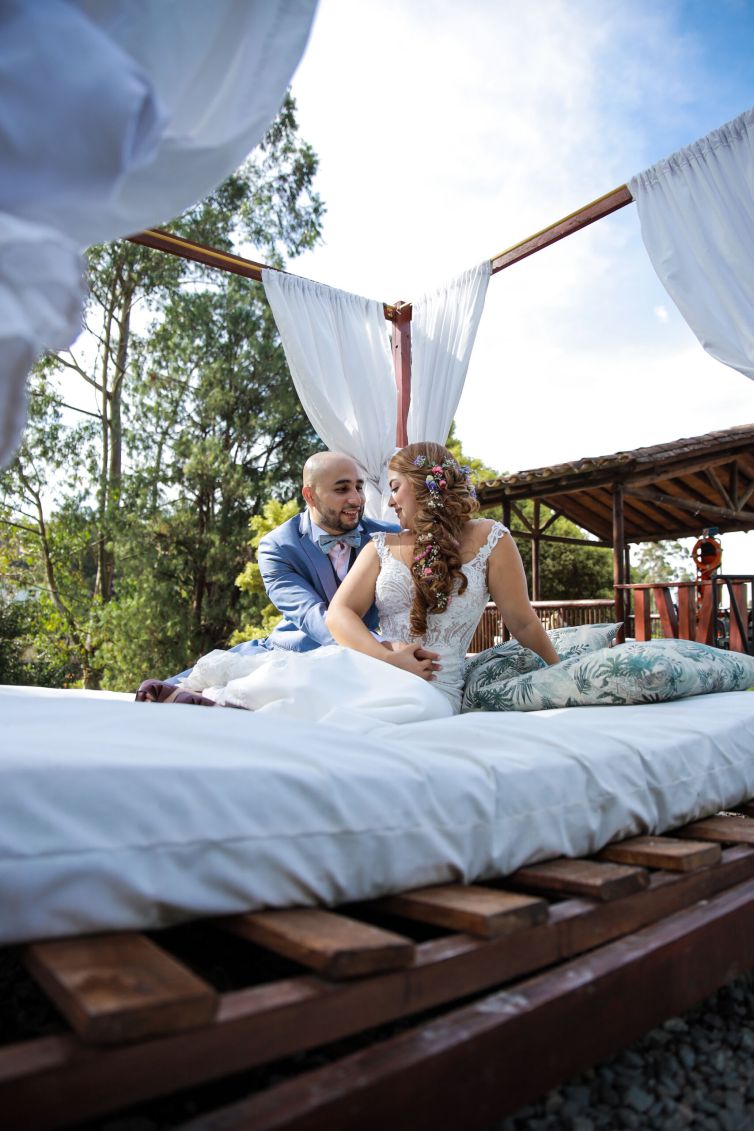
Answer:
0, 0, 318, 467
406, 262, 491, 443
628, 107, 754, 381
2, 685, 754, 944
262, 269, 396, 515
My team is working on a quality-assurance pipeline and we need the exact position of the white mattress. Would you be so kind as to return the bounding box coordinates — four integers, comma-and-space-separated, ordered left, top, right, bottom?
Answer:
2, 685, 754, 944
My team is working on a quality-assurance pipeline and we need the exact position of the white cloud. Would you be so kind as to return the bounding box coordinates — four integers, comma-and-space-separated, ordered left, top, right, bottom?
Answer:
280, 1, 754, 486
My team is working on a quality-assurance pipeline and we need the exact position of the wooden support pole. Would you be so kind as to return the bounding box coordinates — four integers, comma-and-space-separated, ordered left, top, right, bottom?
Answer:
392, 302, 412, 448
531, 500, 541, 601
490, 186, 633, 274
127, 229, 399, 321
612, 485, 626, 634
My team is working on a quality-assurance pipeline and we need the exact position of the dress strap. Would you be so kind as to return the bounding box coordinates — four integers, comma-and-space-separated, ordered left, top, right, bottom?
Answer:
370, 530, 390, 564
476, 520, 508, 565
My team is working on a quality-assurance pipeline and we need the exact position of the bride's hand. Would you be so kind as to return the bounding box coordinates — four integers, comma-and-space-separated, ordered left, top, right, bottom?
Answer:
384, 643, 440, 681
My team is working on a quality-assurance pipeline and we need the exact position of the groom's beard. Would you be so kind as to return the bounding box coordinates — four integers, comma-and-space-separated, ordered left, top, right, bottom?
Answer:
316, 504, 364, 534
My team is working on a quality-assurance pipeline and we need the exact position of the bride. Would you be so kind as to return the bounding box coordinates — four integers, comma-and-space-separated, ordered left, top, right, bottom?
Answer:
177, 442, 558, 728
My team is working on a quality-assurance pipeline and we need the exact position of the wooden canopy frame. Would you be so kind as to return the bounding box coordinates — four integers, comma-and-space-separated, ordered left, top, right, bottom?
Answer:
129, 185, 633, 446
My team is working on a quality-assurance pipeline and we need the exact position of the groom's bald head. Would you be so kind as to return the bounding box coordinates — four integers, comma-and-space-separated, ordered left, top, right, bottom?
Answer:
302, 452, 365, 535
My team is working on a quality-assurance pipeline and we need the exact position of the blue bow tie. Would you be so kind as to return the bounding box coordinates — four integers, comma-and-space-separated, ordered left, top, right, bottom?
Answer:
318, 530, 361, 553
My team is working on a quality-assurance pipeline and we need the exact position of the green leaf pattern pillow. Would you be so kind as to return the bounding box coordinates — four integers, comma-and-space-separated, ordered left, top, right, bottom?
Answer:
463, 623, 622, 711
463, 639, 754, 714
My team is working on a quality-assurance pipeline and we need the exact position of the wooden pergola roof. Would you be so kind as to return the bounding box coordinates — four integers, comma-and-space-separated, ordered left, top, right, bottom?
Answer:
477, 424, 754, 544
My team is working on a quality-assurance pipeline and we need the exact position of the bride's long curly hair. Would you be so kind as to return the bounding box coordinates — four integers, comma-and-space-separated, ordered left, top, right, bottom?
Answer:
388, 441, 479, 637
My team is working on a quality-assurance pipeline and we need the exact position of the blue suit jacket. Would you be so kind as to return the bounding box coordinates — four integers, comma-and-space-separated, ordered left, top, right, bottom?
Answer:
233, 510, 398, 654
168, 511, 398, 680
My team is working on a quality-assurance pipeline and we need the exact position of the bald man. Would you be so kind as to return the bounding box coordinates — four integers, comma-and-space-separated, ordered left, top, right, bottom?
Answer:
230, 451, 398, 655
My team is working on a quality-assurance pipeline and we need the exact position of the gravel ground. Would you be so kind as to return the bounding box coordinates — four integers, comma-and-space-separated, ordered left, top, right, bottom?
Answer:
491, 971, 754, 1131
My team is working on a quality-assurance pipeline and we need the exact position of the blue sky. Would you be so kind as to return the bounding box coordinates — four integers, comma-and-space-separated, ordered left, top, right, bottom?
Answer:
282, 0, 754, 568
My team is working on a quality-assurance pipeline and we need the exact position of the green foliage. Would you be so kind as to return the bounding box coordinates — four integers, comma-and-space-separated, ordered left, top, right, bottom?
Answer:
632, 540, 694, 583
0, 94, 323, 688
231, 496, 301, 644
0, 594, 71, 687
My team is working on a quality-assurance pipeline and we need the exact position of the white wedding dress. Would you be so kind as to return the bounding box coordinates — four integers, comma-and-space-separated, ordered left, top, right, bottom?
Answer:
181, 522, 507, 731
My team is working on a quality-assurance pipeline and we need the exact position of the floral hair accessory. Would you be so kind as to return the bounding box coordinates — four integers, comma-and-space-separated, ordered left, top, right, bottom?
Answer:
412, 454, 427, 468
422, 457, 461, 509
460, 464, 477, 500
413, 534, 449, 610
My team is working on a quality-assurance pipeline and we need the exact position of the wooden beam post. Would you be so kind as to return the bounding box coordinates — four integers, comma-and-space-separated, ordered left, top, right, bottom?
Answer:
490, 186, 633, 274
392, 302, 412, 448
612, 485, 626, 635
531, 500, 541, 601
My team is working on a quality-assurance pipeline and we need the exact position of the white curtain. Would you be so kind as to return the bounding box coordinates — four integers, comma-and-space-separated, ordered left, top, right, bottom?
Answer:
628, 106, 754, 381
262, 270, 396, 516
0, 0, 318, 467
406, 261, 491, 444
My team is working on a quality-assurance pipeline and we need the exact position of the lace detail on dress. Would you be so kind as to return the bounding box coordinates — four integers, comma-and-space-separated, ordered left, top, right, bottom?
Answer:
372, 522, 507, 712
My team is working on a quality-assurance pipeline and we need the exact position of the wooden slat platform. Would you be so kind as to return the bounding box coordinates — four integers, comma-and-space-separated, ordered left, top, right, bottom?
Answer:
4, 811, 754, 1131
23, 933, 218, 1045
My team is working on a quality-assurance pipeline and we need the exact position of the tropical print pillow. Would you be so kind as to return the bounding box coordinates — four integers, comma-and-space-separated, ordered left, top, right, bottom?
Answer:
463, 622, 622, 711
462, 639, 754, 714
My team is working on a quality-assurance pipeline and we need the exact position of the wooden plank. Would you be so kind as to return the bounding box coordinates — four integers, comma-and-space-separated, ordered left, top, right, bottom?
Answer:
23, 933, 217, 1046
728, 581, 750, 653
378, 885, 548, 939
675, 813, 754, 845
173, 876, 754, 1131
633, 587, 651, 641
5, 846, 754, 1131
598, 835, 721, 872
653, 585, 679, 638
221, 908, 414, 979
676, 586, 697, 641
510, 857, 648, 900
697, 583, 715, 644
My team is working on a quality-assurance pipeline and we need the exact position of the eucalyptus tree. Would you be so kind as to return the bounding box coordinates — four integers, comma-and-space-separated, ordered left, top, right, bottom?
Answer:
0, 95, 323, 687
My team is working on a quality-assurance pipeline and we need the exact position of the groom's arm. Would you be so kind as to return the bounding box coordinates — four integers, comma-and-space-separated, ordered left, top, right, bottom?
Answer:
257, 537, 336, 646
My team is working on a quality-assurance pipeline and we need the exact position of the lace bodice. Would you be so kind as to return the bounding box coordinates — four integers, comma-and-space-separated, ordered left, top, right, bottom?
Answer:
372, 521, 508, 712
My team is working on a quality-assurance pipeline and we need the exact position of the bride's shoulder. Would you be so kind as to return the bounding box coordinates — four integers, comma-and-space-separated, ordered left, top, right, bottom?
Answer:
463, 517, 505, 544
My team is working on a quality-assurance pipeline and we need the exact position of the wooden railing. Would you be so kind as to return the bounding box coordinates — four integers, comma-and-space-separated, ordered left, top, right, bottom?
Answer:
469, 599, 616, 653
469, 579, 754, 655
618, 577, 753, 655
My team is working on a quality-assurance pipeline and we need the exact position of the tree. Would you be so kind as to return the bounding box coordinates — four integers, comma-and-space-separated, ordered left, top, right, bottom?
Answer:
232, 496, 301, 643
0, 94, 324, 688
631, 540, 694, 583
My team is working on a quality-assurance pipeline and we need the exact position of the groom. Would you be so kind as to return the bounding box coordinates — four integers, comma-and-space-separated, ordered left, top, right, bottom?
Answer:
232, 450, 397, 654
